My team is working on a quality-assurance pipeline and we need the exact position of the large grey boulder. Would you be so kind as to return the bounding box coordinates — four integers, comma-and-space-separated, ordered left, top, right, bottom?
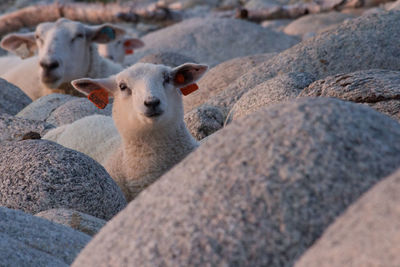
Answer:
245, 0, 292, 8
227, 72, 315, 122
184, 53, 277, 113
299, 69, 400, 121
125, 18, 300, 67
203, 11, 400, 117
261, 19, 293, 32
283, 12, 355, 38
0, 113, 54, 142
0, 78, 31, 115
387, 0, 400, 10
35, 208, 106, 236
138, 52, 196, 68
0, 140, 126, 220
72, 98, 400, 267
0, 206, 90, 266
46, 97, 112, 126
295, 168, 400, 267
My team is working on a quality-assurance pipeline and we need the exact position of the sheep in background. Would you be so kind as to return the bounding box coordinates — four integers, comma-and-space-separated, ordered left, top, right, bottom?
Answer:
0, 18, 125, 100
44, 62, 208, 201
0, 55, 22, 75
98, 36, 144, 64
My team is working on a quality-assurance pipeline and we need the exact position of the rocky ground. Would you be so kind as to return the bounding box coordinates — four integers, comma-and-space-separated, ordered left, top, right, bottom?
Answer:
0, 0, 400, 266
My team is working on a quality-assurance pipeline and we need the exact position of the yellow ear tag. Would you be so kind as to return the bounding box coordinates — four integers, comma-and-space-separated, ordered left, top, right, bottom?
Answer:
180, 83, 199, 96
88, 89, 109, 109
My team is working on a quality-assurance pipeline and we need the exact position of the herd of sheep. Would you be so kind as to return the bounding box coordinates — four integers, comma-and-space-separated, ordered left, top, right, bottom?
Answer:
0, 0, 400, 266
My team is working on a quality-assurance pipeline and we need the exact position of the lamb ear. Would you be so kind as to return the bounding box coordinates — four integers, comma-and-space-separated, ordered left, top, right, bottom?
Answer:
171, 63, 208, 87
0, 32, 37, 59
86, 24, 126, 44
123, 38, 144, 50
71, 77, 117, 96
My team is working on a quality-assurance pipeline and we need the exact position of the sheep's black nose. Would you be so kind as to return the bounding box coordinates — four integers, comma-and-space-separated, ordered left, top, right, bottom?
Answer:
144, 97, 160, 109
40, 60, 59, 71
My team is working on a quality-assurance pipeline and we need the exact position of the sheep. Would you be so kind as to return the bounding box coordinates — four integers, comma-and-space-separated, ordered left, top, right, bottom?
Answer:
98, 36, 144, 64
44, 62, 208, 201
0, 18, 125, 100
0, 55, 23, 75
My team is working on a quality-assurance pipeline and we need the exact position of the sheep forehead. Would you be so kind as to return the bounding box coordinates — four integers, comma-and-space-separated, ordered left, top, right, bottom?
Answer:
117, 63, 171, 86
36, 19, 84, 39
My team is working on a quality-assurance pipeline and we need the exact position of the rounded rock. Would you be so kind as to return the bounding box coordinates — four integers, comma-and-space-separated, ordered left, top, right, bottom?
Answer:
227, 72, 315, 122
299, 69, 400, 121
16, 93, 77, 122
35, 208, 107, 236
283, 12, 355, 37
0, 206, 90, 266
46, 97, 113, 126
184, 105, 224, 140
184, 52, 277, 113
138, 52, 196, 68
0, 113, 54, 142
0, 78, 31, 115
72, 98, 400, 267
125, 17, 300, 67
205, 11, 400, 117
295, 168, 400, 267
0, 139, 127, 220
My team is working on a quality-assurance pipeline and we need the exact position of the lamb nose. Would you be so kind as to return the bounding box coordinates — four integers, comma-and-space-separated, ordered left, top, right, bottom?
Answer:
40, 60, 59, 71
144, 98, 160, 109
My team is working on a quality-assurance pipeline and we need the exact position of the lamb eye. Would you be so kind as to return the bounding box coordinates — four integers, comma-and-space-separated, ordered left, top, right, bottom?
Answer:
119, 83, 128, 91
163, 73, 170, 85
35, 35, 43, 44
71, 34, 84, 43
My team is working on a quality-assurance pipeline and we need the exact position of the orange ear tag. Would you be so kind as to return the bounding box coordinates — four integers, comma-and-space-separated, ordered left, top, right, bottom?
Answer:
88, 89, 109, 109
125, 49, 134, 55
180, 83, 199, 96
175, 73, 185, 84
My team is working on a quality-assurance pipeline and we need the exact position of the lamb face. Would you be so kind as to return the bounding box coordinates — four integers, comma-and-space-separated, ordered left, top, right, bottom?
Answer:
98, 37, 144, 63
72, 63, 208, 138
1, 18, 125, 89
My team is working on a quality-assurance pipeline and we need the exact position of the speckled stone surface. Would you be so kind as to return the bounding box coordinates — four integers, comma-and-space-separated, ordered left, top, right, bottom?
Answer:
0, 113, 54, 142
46, 97, 112, 126
0, 140, 126, 220
0, 78, 31, 115
295, 168, 400, 267
227, 72, 315, 122
35, 208, 106, 236
0, 206, 90, 266
184, 104, 224, 140
299, 69, 400, 121
283, 12, 355, 37
184, 53, 277, 113
16, 93, 77, 122
72, 98, 400, 267
125, 18, 299, 67
138, 52, 196, 67
203, 11, 400, 117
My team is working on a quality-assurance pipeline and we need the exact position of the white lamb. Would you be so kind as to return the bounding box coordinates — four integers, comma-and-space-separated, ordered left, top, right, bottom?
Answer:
98, 36, 144, 64
0, 18, 125, 100
44, 62, 208, 201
